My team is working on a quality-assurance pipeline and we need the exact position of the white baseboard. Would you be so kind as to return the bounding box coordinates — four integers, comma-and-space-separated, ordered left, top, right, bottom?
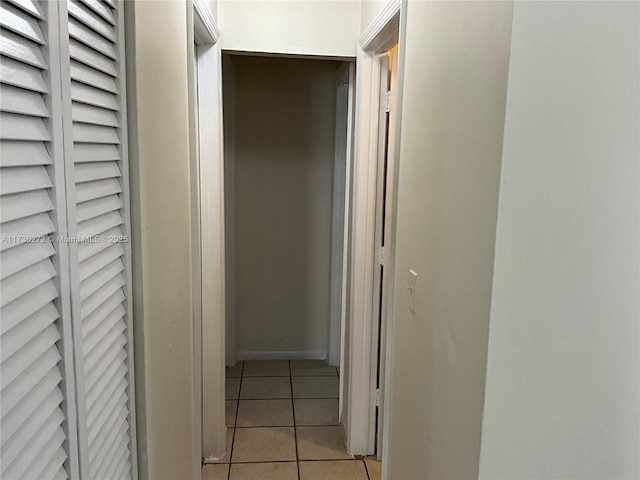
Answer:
236, 350, 327, 361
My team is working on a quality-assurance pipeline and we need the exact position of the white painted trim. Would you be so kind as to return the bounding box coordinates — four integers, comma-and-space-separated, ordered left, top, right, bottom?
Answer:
346, 45, 383, 456
196, 40, 227, 463
347, 3, 401, 457
381, 3, 408, 477
193, 0, 220, 44
369, 52, 390, 457
237, 351, 327, 361
359, 0, 401, 52
191, 0, 226, 466
187, 4, 203, 476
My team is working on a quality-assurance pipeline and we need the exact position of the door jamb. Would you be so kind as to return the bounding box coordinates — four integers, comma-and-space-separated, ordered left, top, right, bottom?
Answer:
191, 0, 226, 464
346, 0, 401, 456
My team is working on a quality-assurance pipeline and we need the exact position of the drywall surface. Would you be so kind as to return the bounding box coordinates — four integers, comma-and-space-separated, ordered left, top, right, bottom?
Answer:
479, 2, 640, 478
360, 0, 390, 33
207, 0, 217, 19
385, 2, 513, 478
218, 1, 360, 57
125, 1, 199, 478
232, 56, 338, 356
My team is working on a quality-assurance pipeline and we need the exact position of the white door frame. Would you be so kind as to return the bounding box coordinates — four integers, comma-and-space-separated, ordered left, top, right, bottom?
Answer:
190, 0, 226, 463
345, 0, 401, 456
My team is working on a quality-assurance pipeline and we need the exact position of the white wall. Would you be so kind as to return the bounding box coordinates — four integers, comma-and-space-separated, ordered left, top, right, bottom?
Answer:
218, 1, 360, 57
360, 0, 389, 32
479, 2, 640, 478
125, 1, 200, 478
231, 56, 338, 357
384, 2, 514, 478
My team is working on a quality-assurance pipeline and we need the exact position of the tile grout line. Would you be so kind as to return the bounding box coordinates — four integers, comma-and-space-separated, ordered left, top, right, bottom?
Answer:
289, 360, 301, 480
227, 361, 244, 480
363, 457, 372, 480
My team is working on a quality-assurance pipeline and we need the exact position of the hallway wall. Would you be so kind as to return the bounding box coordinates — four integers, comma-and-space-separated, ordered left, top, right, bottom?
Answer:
219, 1, 360, 57
479, 2, 640, 478
231, 56, 338, 358
385, 2, 514, 478
125, 1, 201, 478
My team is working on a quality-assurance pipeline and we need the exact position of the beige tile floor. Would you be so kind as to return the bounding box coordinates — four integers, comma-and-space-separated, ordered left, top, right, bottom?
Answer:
203, 360, 382, 480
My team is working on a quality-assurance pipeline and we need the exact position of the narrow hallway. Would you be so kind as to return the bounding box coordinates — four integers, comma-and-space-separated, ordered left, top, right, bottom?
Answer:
203, 360, 381, 479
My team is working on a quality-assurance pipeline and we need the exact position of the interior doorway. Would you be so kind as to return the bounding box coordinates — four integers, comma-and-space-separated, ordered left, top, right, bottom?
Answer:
213, 53, 358, 471
195, 0, 403, 468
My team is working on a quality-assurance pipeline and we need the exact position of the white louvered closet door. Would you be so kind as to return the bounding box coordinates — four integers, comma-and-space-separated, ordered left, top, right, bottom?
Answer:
0, 1, 80, 479
57, 1, 137, 479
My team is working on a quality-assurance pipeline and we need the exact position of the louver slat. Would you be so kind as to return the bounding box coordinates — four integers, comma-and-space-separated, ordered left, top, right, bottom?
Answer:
0, 2, 45, 44
0, 56, 47, 93
78, 0, 115, 26
0, 281, 57, 334
75, 160, 120, 182
67, 0, 116, 42
68, 19, 117, 60
0, 303, 58, 361
0, 165, 52, 194
1, 240, 54, 280
0, 188, 53, 223
1, 389, 62, 466
76, 194, 122, 222
0, 83, 48, 116
2, 400, 64, 471
0, 112, 49, 141
0, 258, 56, 306
0, 361, 61, 440
4, 0, 44, 20
72, 80, 119, 110
73, 123, 120, 144
75, 177, 122, 202
0, 29, 45, 68
0, 141, 50, 166
72, 102, 119, 127
73, 143, 120, 163
81, 289, 124, 338
0, 212, 55, 251
1, 323, 59, 388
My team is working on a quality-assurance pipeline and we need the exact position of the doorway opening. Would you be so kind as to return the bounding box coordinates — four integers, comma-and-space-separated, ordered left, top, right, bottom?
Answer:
194, 0, 403, 472
219, 53, 353, 468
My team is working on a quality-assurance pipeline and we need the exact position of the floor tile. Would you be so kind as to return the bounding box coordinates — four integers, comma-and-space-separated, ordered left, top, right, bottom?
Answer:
226, 362, 243, 378
229, 462, 298, 480
296, 426, 350, 460
364, 457, 382, 480
209, 428, 234, 464
292, 376, 339, 399
291, 360, 337, 377
202, 463, 230, 480
226, 377, 241, 400
294, 399, 339, 426
226, 400, 238, 427
243, 360, 290, 377
240, 377, 291, 399
232, 427, 297, 463
298, 460, 368, 480
236, 399, 294, 427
